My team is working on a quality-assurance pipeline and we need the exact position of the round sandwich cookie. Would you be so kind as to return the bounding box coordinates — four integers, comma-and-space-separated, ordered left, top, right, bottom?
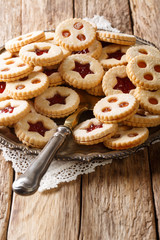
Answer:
34, 86, 80, 118
103, 125, 149, 150
93, 93, 139, 123
73, 117, 118, 145
14, 112, 57, 148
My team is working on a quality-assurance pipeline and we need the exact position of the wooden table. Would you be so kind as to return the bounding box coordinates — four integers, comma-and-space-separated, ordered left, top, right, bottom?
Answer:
0, 1, 160, 239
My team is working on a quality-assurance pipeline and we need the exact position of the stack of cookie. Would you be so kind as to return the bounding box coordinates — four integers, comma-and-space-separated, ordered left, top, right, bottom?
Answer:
0, 17, 159, 150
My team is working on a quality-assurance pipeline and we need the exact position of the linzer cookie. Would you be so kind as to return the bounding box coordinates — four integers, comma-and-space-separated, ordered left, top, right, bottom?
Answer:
34, 86, 80, 118
0, 51, 13, 61
14, 112, 57, 148
73, 118, 118, 145
134, 87, 160, 114
123, 108, 160, 127
43, 65, 65, 87
55, 18, 96, 51
126, 44, 160, 62
93, 93, 139, 123
6, 72, 49, 100
5, 31, 45, 53
0, 57, 34, 81
96, 30, 136, 45
0, 99, 30, 126
103, 125, 149, 150
72, 40, 102, 59
102, 66, 136, 96
0, 82, 10, 101
19, 42, 63, 66
99, 44, 129, 69
87, 83, 105, 97
59, 54, 104, 89
126, 55, 160, 90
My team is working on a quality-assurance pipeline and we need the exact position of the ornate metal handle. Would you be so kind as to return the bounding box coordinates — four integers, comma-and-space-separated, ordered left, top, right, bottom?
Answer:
12, 126, 71, 196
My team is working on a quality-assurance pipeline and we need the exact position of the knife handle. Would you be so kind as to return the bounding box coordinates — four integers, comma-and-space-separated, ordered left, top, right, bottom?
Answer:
12, 126, 71, 196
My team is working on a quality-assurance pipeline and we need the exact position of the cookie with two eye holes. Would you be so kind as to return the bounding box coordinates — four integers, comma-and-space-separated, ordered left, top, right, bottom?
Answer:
0, 57, 34, 82
102, 65, 136, 96
96, 30, 136, 46
14, 112, 57, 149
55, 18, 96, 51
59, 54, 104, 90
93, 93, 139, 123
5, 31, 45, 53
99, 44, 129, 69
0, 99, 30, 126
6, 72, 49, 100
103, 125, 149, 150
34, 86, 80, 118
134, 87, 160, 115
73, 118, 118, 145
126, 55, 160, 90
19, 42, 64, 66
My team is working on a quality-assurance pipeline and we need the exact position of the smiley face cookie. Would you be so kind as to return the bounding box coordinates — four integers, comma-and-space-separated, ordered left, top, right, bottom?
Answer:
34, 86, 80, 118
55, 18, 96, 51
73, 118, 118, 145
93, 93, 139, 123
59, 54, 104, 89
14, 112, 57, 148
102, 65, 136, 96
103, 125, 149, 150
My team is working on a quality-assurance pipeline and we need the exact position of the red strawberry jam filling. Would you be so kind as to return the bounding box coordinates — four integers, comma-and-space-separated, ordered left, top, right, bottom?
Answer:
0, 105, 14, 113
114, 77, 136, 93
72, 48, 89, 54
86, 123, 103, 132
47, 93, 67, 105
28, 121, 49, 137
0, 82, 6, 93
43, 68, 58, 76
107, 50, 125, 60
35, 49, 49, 56
73, 61, 94, 78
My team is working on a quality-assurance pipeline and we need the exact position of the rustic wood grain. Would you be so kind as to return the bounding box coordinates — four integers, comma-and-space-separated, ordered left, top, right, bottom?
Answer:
79, 150, 157, 240
8, 177, 81, 240
130, 0, 160, 48
21, 0, 73, 33
74, 0, 132, 33
0, 153, 13, 240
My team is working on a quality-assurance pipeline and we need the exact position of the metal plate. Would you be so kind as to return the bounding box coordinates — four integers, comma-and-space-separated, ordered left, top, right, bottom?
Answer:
0, 35, 160, 162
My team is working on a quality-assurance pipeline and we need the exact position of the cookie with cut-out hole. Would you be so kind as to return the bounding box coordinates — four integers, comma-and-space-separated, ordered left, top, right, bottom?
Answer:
14, 112, 57, 148
93, 93, 139, 123
0, 82, 10, 101
55, 18, 96, 51
96, 31, 136, 46
73, 118, 118, 145
102, 65, 136, 96
72, 40, 102, 59
43, 65, 65, 87
34, 86, 80, 118
46, 40, 71, 59
123, 108, 160, 127
19, 42, 63, 66
6, 72, 49, 100
103, 125, 149, 150
0, 99, 30, 126
0, 57, 34, 81
126, 55, 160, 90
59, 54, 104, 89
99, 44, 129, 69
86, 83, 105, 97
5, 31, 45, 53
126, 45, 160, 62
134, 87, 160, 114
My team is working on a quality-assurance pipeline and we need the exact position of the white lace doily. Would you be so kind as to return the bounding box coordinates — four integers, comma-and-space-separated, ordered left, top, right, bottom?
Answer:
1, 16, 119, 192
